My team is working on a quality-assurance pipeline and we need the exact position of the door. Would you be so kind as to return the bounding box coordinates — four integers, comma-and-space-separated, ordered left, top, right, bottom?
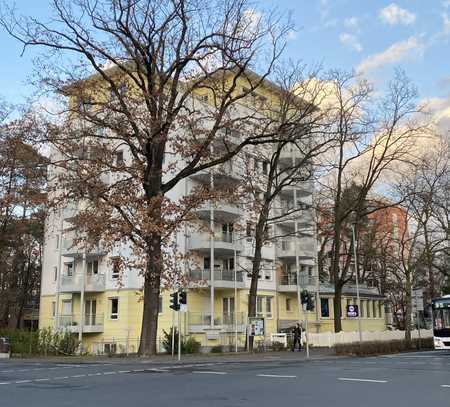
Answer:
223, 297, 235, 325
85, 299, 97, 326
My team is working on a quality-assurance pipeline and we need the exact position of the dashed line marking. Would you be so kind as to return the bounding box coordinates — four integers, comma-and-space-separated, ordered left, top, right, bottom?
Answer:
71, 374, 86, 378
103, 371, 117, 375
53, 376, 69, 380
193, 371, 227, 375
0, 382, 10, 385
441, 385, 450, 388
257, 374, 297, 378
338, 377, 387, 383
15, 380, 32, 384
133, 369, 145, 372
118, 370, 131, 373
35, 378, 50, 382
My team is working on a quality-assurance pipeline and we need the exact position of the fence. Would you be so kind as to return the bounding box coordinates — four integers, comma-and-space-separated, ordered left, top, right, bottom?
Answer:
307, 329, 433, 348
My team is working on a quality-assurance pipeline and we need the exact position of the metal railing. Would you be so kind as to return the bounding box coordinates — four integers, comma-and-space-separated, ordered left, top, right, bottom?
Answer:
60, 273, 106, 292
187, 312, 245, 326
55, 314, 104, 328
188, 269, 244, 282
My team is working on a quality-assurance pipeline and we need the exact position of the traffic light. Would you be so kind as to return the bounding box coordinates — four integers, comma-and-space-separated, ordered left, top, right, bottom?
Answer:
179, 291, 187, 305
170, 292, 179, 311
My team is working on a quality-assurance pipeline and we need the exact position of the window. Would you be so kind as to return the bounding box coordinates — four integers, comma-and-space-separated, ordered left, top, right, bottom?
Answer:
110, 298, 119, 319
159, 296, 163, 314
246, 222, 252, 238
104, 343, 117, 354
373, 301, 377, 318
367, 300, 371, 318
87, 260, 99, 275
201, 94, 208, 103
256, 296, 273, 318
53, 266, 58, 281
360, 300, 365, 317
286, 298, 292, 312
115, 150, 124, 166
203, 257, 211, 271
379, 302, 383, 318
262, 161, 269, 175
308, 266, 313, 277
111, 258, 120, 279
55, 235, 59, 249
65, 262, 74, 277
321, 298, 330, 318
264, 267, 272, 281
52, 302, 56, 317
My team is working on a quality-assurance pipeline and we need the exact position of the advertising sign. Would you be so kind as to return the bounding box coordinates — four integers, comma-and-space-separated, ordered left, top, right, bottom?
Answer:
347, 304, 359, 318
248, 317, 265, 337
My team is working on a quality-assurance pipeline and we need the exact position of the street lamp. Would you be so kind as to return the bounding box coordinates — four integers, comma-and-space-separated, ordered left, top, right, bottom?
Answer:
350, 219, 363, 344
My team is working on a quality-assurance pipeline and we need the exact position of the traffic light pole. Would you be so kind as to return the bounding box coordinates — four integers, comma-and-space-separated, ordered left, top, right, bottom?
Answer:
171, 308, 175, 358
178, 309, 181, 361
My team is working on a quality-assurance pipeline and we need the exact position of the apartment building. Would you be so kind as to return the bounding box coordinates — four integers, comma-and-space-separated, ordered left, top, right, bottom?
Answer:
39, 70, 386, 354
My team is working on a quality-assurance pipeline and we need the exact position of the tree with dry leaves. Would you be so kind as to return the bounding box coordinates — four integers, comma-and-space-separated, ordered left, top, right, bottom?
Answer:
0, 0, 292, 355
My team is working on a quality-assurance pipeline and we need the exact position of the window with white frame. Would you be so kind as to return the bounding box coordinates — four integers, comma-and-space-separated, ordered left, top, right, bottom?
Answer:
110, 298, 119, 319
87, 260, 99, 275
65, 262, 74, 276
256, 296, 273, 318
111, 258, 120, 279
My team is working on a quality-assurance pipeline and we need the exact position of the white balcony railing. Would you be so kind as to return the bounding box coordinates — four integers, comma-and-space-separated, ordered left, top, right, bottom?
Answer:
60, 273, 106, 292
55, 314, 104, 333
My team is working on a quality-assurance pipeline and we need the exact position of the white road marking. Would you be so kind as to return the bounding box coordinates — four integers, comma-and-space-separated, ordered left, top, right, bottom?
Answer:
257, 374, 297, 378
35, 378, 50, 382
338, 377, 387, 383
118, 370, 131, 373
71, 374, 86, 378
193, 371, 228, 375
0, 382, 10, 385
103, 371, 117, 375
53, 376, 69, 380
148, 368, 169, 372
133, 369, 145, 372
441, 385, 450, 388
15, 380, 32, 384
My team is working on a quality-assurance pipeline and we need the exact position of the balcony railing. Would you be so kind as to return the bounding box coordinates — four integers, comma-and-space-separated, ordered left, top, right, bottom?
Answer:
187, 312, 245, 327
62, 238, 105, 257
55, 314, 104, 333
188, 269, 244, 282
60, 273, 106, 292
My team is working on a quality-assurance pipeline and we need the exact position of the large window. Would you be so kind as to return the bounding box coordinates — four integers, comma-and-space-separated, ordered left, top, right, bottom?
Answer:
110, 298, 119, 319
87, 260, 99, 275
321, 298, 330, 318
65, 262, 74, 277
256, 296, 273, 318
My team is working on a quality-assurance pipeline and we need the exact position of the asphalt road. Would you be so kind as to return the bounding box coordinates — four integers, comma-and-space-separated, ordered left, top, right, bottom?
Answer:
1, 351, 449, 407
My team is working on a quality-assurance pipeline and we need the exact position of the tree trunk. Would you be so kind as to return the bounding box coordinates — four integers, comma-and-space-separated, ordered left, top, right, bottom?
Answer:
247, 209, 268, 352
138, 233, 162, 356
333, 283, 343, 332
404, 270, 412, 347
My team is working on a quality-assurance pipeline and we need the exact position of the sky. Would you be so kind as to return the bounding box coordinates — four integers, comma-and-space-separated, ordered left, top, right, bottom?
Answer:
1, 0, 450, 126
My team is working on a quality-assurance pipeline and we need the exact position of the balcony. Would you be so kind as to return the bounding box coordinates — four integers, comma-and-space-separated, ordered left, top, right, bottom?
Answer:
63, 203, 78, 223
187, 312, 246, 333
60, 273, 106, 293
56, 314, 104, 333
272, 205, 315, 228
278, 273, 298, 292
188, 232, 243, 255
188, 268, 245, 289
276, 239, 315, 260
193, 200, 242, 222
62, 238, 106, 258
190, 159, 244, 186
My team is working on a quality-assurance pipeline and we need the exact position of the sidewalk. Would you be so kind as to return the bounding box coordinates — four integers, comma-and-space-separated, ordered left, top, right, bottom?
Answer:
9, 347, 337, 365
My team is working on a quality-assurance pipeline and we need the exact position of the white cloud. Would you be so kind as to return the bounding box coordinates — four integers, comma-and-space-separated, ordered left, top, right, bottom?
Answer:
287, 30, 298, 41
379, 3, 416, 25
344, 16, 360, 30
443, 12, 450, 34
356, 36, 424, 74
339, 33, 363, 52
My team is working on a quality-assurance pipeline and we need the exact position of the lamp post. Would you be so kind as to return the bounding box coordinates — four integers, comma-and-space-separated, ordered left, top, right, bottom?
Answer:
351, 222, 363, 344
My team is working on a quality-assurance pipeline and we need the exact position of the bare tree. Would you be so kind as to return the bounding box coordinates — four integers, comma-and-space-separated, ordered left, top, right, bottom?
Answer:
317, 69, 426, 332
0, 0, 292, 355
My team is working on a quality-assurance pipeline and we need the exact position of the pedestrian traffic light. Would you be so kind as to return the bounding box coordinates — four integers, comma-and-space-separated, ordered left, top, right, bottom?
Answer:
170, 292, 179, 311
179, 291, 187, 305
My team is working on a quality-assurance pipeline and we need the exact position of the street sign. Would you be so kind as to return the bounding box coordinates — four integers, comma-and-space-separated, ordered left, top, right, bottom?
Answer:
347, 304, 359, 318
412, 289, 424, 312
248, 317, 264, 336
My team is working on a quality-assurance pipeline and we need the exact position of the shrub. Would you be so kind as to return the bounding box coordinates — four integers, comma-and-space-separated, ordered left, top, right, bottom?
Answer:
183, 337, 201, 354
210, 345, 223, 353
162, 328, 179, 354
335, 338, 433, 356
271, 341, 286, 351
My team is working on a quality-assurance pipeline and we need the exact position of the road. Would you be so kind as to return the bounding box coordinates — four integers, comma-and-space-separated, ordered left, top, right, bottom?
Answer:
0, 351, 449, 407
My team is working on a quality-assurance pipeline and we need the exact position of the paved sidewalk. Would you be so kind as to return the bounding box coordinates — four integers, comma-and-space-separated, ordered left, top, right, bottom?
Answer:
6, 347, 336, 365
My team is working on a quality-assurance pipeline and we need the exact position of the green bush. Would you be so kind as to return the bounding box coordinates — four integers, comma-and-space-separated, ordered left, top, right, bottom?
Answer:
183, 337, 201, 354
335, 338, 433, 356
210, 345, 223, 353
271, 341, 286, 351
0, 328, 80, 356
161, 328, 201, 354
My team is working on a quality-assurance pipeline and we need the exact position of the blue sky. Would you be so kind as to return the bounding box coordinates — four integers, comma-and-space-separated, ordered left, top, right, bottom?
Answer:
1, 0, 450, 109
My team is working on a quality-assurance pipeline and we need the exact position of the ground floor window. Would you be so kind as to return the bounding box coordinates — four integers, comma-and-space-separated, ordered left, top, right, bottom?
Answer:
256, 296, 273, 318
286, 298, 292, 312
321, 298, 330, 318
110, 298, 119, 319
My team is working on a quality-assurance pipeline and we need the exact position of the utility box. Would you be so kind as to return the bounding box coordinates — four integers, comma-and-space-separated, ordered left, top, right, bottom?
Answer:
0, 337, 11, 359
